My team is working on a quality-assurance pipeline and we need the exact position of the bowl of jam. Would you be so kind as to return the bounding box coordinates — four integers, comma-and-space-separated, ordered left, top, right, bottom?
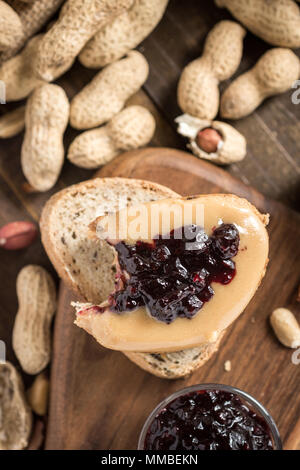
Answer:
138, 384, 282, 450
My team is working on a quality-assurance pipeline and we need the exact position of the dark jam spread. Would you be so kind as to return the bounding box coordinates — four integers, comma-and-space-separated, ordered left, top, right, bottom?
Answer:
107, 223, 240, 324
144, 390, 274, 450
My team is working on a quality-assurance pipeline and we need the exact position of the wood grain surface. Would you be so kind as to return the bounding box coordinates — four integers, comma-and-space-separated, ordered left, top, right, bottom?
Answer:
45, 148, 300, 450
0, 0, 298, 451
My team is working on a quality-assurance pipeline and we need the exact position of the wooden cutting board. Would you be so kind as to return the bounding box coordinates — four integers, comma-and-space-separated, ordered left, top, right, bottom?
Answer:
45, 148, 300, 450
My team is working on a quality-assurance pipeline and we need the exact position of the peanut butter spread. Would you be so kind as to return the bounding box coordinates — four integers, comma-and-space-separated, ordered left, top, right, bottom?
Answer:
75, 195, 269, 353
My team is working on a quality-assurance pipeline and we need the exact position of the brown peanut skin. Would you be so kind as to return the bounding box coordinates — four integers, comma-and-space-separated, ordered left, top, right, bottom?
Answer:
196, 128, 222, 153
0, 221, 38, 250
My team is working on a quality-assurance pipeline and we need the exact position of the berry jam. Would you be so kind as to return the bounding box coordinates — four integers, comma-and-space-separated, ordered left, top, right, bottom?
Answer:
107, 224, 240, 324
143, 389, 274, 450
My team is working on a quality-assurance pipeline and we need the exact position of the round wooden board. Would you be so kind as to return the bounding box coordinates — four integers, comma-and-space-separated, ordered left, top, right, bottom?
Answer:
45, 148, 300, 450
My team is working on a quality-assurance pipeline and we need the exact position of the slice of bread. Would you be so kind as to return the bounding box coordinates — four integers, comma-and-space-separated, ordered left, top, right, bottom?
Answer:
40, 177, 225, 378
0, 362, 32, 450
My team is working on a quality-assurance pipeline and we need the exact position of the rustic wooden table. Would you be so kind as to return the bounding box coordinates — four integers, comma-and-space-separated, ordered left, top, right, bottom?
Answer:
0, 0, 299, 449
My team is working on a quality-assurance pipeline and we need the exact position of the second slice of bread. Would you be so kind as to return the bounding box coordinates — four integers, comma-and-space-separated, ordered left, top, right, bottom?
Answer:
124, 332, 224, 379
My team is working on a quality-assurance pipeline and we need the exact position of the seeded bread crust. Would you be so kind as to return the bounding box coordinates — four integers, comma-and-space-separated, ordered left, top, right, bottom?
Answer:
124, 331, 225, 379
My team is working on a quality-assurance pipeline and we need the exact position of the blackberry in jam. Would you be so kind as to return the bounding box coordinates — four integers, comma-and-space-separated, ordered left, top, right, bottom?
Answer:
139, 385, 281, 451
107, 223, 240, 323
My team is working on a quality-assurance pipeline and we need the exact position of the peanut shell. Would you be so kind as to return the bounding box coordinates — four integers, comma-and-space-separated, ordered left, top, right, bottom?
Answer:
0, 1, 23, 52
177, 20, 246, 120
33, 0, 134, 82
0, 106, 25, 138
216, 0, 300, 48
79, 0, 169, 68
70, 51, 149, 130
175, 114, 246, 164
12, 265, 57, 374
68, 105, 155, 169
221, 48, 300, 119
21, 84, 70, 192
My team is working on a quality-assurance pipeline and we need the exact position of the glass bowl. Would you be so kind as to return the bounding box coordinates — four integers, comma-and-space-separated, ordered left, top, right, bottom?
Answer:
138, 383, 282, 450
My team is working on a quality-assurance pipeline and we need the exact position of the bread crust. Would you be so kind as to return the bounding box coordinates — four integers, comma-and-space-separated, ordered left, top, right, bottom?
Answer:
124, 331, 225, 379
